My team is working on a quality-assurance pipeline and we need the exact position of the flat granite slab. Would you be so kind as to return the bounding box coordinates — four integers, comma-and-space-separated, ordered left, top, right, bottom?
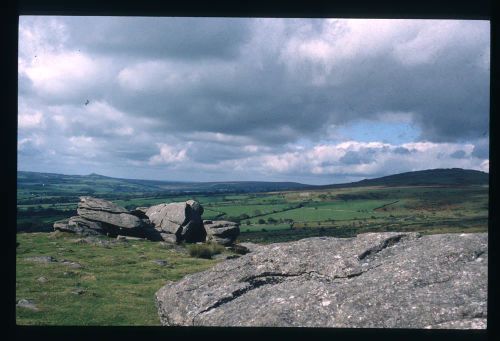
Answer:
155, 232, 487, 328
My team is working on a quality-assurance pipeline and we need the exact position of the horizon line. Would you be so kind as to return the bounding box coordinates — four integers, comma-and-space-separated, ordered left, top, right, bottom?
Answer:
17, 167, 489, 187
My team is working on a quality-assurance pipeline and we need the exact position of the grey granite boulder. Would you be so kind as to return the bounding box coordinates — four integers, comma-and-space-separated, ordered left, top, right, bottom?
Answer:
155, 232, 487, 328
204, 220, 240, 245
17, 299, 39, 311
145, 201, 206, 243
77, 196, 143, 229
54, 197, 160, 239
186, 200, 204, 216
146, 202, 188, 233
53, 216, 103, 236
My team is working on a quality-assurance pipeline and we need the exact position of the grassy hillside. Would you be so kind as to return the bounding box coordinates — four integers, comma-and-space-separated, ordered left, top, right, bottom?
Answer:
319, 168, 488, 189
16, 232, 226, 325
17, 171, 312, 201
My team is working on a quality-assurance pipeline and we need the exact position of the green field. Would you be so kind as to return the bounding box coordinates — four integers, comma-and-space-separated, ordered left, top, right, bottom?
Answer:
18, 184, 488, 241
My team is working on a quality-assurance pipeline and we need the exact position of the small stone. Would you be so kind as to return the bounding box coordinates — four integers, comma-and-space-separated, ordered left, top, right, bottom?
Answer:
17, 299, 39, 311
60, 260, 83, 269
72, 288, 85, 295
152, 259, 168, 266
72, 238, 89, 244
37, 276, 48, 283
26, 256, 57, 263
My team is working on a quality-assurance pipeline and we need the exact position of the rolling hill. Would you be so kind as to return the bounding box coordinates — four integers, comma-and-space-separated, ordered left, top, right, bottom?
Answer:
17, 168, 488, 199
318, 168, 488, 189
17, 171, 312, 197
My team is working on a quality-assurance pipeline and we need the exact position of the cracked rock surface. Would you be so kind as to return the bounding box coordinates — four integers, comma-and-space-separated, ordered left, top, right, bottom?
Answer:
155, 232, 487, 328
77, 196, 143, 229
146, 201, 206, 243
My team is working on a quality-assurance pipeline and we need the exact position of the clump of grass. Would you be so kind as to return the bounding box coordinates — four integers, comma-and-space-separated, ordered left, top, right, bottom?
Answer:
187, 242, 225, 259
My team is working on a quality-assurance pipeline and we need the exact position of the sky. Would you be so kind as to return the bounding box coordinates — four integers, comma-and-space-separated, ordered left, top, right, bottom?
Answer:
18, 17, 490, 185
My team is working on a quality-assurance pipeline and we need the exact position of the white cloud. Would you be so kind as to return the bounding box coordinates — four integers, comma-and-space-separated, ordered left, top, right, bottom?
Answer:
392, 21, 459, 65
149, 143, 188, 165
480, 160, 489, 172
43, 101, 138, 138
18, 111, 44, 129
280, 19, 414, 72
186, 131, 253, 145
262, 152, 302, 173
69, 135, 94, 145
18, 16, 69, 59
17, 135, 45, 150
20, 51, 103, 97
256, 140, 483, 177
67, 135, 98, 158
117, 60, 203, 92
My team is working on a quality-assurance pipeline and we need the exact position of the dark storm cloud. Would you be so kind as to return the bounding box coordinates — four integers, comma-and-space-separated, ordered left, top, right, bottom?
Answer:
60, 16, 252, 60
187, 143, 253, 164
20, 18, 490, 146
324, 51, 489, 143
104, 19, 488, 146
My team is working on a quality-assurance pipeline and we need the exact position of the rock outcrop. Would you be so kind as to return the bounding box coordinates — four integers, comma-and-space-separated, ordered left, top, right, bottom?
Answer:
54, 197, 161, 239
155, 232, 487, 328
146, 200, 206, 243
204, 220, 240, 246
53, 197, 240, 245
77, 196, 143, 230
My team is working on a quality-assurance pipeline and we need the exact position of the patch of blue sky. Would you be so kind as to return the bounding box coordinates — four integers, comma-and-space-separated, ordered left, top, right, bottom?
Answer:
333, 119, 420, 145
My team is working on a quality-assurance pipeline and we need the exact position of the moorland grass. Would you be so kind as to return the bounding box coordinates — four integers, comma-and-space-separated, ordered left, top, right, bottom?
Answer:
16, 232, 223, 326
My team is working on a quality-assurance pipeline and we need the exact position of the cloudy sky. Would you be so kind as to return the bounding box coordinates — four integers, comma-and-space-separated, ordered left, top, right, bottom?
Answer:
18, 16, 489, 184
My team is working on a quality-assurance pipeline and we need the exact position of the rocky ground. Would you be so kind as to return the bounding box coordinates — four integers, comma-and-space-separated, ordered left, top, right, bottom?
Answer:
155, 232, 487, 328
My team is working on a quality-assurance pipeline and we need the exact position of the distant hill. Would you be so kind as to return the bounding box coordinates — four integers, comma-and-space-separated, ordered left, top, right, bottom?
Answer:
17, 168, 487, 198
17, 171, 312, 196
318, 168, 488, 189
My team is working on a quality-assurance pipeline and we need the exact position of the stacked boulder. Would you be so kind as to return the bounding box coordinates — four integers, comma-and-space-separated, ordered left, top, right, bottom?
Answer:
203, 220, 240, 246
53, 196, 240, 245
54, 196, 160, 239
145, 200, 206, 243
